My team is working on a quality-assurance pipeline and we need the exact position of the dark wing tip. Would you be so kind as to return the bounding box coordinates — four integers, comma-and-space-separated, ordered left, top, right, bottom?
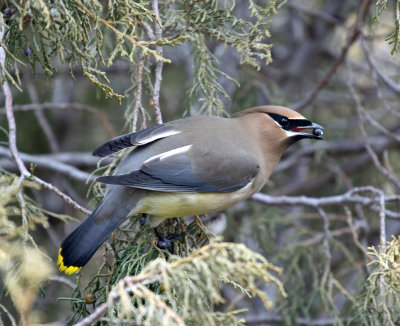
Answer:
92, 144, 109, 157
92, 134, 134, 157
92, 137, 130, 157
96, 175, 110, 183
92, 124, 177, 157
96, 175, 121, 184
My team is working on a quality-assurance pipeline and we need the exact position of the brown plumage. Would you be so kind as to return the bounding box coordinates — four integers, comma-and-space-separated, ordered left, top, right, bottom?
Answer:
58, 105, 324, 274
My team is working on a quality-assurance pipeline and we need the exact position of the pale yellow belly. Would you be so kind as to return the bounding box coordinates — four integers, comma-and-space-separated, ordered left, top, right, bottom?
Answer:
135, 183, 254, 219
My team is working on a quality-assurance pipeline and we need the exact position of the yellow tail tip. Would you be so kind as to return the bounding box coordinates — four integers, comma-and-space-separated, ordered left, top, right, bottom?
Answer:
57, 248, 82, 275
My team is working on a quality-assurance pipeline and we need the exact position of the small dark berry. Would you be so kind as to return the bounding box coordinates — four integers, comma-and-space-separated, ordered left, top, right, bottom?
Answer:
4, 8, 12, 17
24, 48, 32, 56
140, 216, 147, 227
313, 128, 323, 137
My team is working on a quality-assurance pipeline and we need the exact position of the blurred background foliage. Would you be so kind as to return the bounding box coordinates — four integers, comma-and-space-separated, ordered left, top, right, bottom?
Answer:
1, 0, 400, 325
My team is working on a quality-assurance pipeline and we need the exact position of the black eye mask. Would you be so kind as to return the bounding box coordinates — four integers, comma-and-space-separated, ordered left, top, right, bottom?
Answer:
267, 113, 312, 131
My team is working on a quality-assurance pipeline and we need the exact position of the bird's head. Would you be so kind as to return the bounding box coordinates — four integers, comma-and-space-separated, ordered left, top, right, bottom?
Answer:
237, 105, 324, 144
235, 105, 325, 181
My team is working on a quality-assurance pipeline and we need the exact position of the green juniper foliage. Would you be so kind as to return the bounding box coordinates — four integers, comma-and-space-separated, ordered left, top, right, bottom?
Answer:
373, 0, 400, 54
356, 236, 400, 326
2, 0, 277, 117
1, 0, 400, 325
3, 0, 184, 99
66, 158, 287, 324
67, 232, 286, 325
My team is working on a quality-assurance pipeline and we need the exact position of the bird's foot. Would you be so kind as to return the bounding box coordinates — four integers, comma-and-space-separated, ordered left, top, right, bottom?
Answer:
139, 214, 148, 227
154, 227, 187, 252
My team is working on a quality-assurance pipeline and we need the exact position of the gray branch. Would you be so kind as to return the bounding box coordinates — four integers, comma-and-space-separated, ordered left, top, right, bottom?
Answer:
0, 146, 95, 182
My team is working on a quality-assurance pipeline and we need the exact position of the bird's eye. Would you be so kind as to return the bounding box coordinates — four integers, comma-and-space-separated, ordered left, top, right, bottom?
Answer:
279, 117, 289, 126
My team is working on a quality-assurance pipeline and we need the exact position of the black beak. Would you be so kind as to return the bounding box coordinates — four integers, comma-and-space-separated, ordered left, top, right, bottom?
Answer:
289, 122, 325, 140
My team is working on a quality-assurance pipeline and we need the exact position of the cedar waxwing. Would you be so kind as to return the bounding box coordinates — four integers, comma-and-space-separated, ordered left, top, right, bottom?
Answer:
57, 105, 324, 274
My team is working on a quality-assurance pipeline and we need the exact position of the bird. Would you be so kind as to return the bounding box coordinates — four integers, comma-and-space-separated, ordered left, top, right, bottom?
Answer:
57, 105, 324, 274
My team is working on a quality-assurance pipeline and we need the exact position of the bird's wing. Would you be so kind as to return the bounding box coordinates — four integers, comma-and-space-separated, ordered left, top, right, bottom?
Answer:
92, 124, 180, 157
97, 145, 259, 193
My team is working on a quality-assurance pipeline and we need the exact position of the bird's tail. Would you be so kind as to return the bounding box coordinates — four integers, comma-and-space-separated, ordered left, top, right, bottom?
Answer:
57, 188, 138, 274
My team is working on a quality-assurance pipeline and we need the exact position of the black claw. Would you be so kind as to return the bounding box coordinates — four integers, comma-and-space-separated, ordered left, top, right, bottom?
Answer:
157, 238, 169, 250
140, 214, 148, 227
154, 227, 187, 252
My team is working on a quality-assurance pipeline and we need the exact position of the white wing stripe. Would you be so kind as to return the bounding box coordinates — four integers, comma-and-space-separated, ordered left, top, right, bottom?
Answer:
144, 145, 192, 164
136, 129, 180, 145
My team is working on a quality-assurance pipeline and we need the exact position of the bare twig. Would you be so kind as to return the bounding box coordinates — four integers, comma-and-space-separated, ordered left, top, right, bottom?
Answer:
32, 176, 91, 215
346, 61, 400, 191
293, 0, 372, 110
252, 186, 398, 208
274, 141, 399, 196
252, 187, 399, 220
142, 21, 156, 40
297, 219, 366, 247
25, 75, 60, 152
286, 2, 345, 26
317, 207, 333, 307
352, 42, 400, 141
73, 301, 110, 326
49, 276, 77, 289
1, 82, 29, 177
360, 35, 400, 94
0, 150, 104, 167
0, 151, 103, 173
344, 206, 369, 255
371, 74, 400, 120
0, 304, 17, 326
376, 189, 386, 308
276, 133, 400, 173
357, 106, 400, 143
132, 54, 147, 131
318, 207, 331, 259
152, 0, 164, 125
0, 146, 94, 182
